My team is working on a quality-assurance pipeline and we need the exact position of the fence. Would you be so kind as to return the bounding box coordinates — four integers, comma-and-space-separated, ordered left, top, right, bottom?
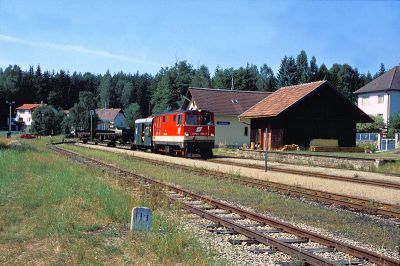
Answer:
356, 133, 399, 151
380, 138, 396, 151
356, 133, 379, 142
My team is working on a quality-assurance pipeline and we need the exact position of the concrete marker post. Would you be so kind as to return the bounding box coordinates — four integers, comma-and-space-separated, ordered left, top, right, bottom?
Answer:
130, 207, 152, 232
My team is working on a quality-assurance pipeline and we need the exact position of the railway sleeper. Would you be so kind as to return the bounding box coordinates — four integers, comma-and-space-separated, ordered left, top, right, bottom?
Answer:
207, 228, 238, 235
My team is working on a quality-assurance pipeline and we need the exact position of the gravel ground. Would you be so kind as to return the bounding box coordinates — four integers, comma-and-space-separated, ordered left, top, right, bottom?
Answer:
69, 144, 400, 264
76, 143, 400, 205
215, 156, 400, 184
174, 193, 397, 265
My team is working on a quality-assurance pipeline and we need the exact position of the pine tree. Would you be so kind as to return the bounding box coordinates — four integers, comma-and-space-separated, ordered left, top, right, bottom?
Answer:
373, 63, 386, 78
309, 56, 319, 81
191, 65, 211, 88
277, 56, 297, 88
295, 50, 310, 83
98, 71, 112, 108
256, 64, 276, 91
212, 66, 231, 89
318, 63, 329, 80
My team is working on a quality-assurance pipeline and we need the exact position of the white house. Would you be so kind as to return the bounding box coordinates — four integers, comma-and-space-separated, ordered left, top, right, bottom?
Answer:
15, 103, 46, 130
96, 108, 126, 130
354, 66, 400, 125
182, 88, 271, 147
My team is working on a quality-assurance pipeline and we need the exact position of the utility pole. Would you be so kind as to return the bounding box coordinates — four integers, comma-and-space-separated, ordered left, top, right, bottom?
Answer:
89, 110, 94, 140
6, 100, 15, 137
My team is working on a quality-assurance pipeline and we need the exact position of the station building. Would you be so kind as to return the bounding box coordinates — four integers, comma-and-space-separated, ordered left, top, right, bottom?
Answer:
182, 88, 270, 147
239, 81, 372, 150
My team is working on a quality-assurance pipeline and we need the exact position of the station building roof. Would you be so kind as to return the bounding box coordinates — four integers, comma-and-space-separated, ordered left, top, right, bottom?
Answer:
183, 87, 271, 116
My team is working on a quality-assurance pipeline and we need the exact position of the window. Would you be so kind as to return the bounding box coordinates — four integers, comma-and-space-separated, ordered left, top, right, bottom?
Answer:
244, 126, 248, 136
173, 115, 176, 122
362, 96, 370, 105
177, 114, 182, 125
185, 113, 198, 125
378, 95, 384, 104
162, 116, 166, 122
200, 113, 213, 125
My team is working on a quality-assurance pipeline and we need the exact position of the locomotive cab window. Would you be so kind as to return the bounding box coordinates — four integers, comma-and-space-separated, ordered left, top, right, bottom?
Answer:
201, 112, 213, 125
162, 116, 166, 122
177, 114, 182, 125
185, 113, 198, 125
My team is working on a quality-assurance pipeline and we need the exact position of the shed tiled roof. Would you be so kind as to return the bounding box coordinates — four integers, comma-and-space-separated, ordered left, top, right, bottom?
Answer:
240, 81, 326, 118
354, 66, 400, 94
95, 108, 123, 121
187, 87, 271, 116
16, 103, 46, 110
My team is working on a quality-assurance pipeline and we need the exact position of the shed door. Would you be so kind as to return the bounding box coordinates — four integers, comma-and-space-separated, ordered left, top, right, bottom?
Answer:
270, 129, 283, 150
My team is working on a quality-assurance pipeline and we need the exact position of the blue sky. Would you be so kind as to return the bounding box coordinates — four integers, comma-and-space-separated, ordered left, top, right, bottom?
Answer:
0, 0, 399, 75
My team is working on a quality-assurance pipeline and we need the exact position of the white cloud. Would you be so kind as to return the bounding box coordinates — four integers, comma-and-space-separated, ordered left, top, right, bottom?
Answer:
0, 34, 164, 67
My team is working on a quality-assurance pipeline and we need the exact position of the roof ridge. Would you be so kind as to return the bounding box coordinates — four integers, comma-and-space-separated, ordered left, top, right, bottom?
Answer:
388, 66, 398, 90
240, 80, 327, 118
278, 80, 326, 90
189, 87, 272, 94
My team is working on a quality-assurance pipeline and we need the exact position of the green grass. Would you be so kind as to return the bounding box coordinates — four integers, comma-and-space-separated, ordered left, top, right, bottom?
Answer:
65, 144, 400, 252
0, 137, 221, 265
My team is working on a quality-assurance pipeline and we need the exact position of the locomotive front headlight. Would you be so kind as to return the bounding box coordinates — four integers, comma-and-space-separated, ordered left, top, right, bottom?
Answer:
210, 133, 214, 136
184, 132, 189, 136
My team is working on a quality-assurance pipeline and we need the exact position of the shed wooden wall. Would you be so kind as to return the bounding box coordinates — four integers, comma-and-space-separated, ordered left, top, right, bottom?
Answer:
249, 87, 359, 150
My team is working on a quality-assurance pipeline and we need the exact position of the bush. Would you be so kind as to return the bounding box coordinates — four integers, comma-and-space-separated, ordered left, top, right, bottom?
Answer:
357, 143, 376, 153
356, 115, 384, 133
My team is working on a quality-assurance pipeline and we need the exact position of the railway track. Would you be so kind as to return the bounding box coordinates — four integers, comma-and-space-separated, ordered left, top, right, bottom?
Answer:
49, 144, 399, 266
208, 158, 400, 190
72, 142, 400, 219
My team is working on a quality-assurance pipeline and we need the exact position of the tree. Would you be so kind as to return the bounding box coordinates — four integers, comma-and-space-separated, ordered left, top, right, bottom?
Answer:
212, 66, 232, 89
373, 63, 386, 79
67, 91, 97, 132
276, 56, 297, 88
256, 64, 277, 91
234, 64, 258, 91
151, 61, 195, 114
121, 81, 135, 109
151, 71, 174, 114
295, 50, 310, 83
31, 106, 62, 135
318, 63, 329, 80
356, 115, 384, 133
389, 113, 400, 130
309, 56, 319, 81
98, 71, 113, 108
191, 65, 211, 88
124, 103, 141, 128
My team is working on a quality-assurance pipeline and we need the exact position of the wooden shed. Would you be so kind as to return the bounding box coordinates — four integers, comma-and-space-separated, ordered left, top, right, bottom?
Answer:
239, 81, 372, 150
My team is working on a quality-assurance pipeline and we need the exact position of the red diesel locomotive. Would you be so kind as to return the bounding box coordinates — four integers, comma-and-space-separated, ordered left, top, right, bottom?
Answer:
78, 109, 215, 158
151, 110, 215, 158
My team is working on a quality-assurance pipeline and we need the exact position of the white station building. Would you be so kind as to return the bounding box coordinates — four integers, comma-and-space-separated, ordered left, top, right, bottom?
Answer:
182, 87, 271, 147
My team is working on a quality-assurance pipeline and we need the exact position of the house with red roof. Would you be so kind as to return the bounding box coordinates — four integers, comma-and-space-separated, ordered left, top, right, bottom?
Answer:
239, 81, 371, 150
15, 103, 46, 130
